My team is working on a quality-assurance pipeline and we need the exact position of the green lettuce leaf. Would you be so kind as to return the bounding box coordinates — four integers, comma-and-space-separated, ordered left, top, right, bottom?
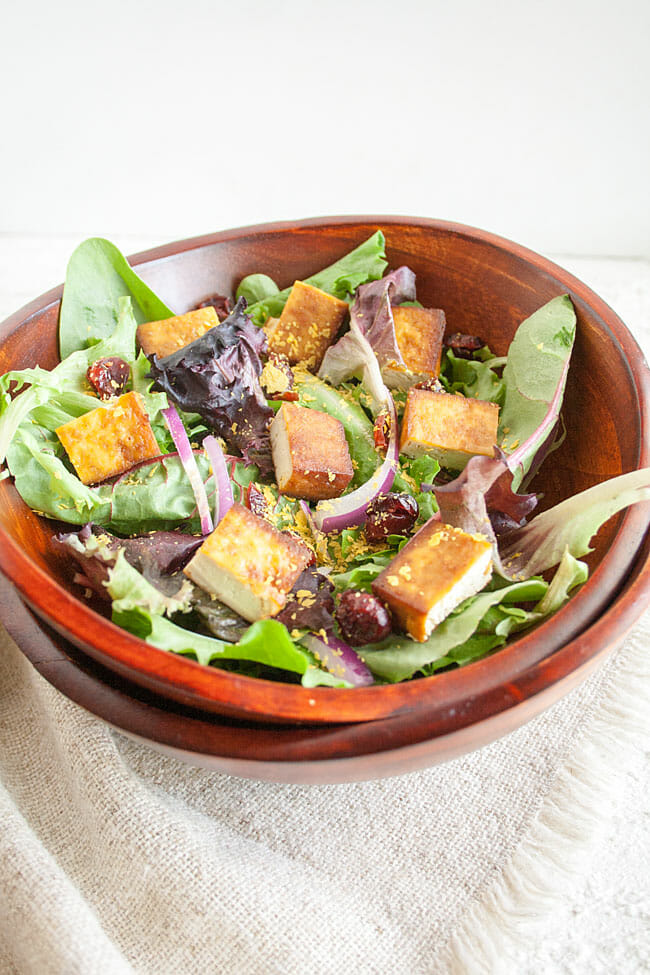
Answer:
440, 349, 506, 404
59, 238, 174, 357
498, 294, 576, 490
533, 548, 588, 617
6, 437, 215, 532
500, 467, 650, 578
104, 547, 194, 617
114, 609, 351, 687
330, 556, 393, 593
0, 297, 141, 465
362, 578, 548, 682
242, 231, 388, 326
395, 454, 440, 524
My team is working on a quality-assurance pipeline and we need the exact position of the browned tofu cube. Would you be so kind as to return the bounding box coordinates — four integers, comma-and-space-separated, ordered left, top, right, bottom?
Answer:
266, 281, 348, 369
183, 503, 312, 620
373, 521, 492, 641
136, 307, 219, 359
56, 391, 160, 485
382, 306, 446, 389
400, 389, 499, 470
270, 402, 354, 501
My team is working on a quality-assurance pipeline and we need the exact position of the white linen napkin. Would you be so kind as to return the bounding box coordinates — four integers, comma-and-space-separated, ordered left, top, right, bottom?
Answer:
1, 614, 648, 975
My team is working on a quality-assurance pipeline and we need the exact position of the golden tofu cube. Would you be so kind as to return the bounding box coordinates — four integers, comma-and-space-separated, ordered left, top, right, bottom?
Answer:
183, 503, 312, 620
400, 389, 499, 470
266, 281, 348, 369
136, 307, 219, 359
373, 521, 492, 642
270, 402, 354, 501
56, 391, 160, 485
383, 306, 446, 389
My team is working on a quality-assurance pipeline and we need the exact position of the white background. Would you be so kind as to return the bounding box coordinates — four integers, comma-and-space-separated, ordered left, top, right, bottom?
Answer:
2, 0, 649, 260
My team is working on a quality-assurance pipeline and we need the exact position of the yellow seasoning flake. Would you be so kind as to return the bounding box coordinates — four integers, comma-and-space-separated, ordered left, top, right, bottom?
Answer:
386, 575, 400, 587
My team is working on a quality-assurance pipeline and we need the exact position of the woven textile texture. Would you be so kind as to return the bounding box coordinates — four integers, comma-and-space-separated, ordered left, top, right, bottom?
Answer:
1, 616, 649, 975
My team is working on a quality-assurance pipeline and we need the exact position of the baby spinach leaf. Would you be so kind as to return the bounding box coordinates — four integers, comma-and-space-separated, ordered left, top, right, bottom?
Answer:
498, 294, 576, 490
59, 238, 173, 358
235, 273, 280, 305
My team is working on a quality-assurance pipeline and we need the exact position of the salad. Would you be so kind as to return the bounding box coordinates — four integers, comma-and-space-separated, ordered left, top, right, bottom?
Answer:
1, 231, 649, 689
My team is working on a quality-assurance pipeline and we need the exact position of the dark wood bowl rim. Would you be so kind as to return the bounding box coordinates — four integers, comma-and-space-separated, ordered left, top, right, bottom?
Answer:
1, 215, 649, 727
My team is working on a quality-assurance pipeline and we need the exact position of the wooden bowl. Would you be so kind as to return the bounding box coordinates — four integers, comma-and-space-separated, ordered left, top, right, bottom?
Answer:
1, 216, 649, 735
2, 529, 648, 783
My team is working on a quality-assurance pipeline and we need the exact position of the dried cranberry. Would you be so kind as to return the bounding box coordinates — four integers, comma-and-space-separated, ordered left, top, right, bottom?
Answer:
443, 332, 485, 359
86, 357, 130, 400
245, 482, 269, 519
336, 590, 392, 645
373, 410, 390, 451
365, 493, 419, 542
193, 293, 232, 322
414, 377, 444, 393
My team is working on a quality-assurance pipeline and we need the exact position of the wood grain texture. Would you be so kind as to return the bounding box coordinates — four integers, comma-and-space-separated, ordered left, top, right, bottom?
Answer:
0, 216, 649, 732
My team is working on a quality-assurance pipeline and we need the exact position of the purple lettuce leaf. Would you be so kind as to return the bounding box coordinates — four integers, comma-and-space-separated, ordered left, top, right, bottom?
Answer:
148, 298, 274, 475
434, 459, 650, 582
350, 266, 416, 370
276, 567, 335, 631
317, 319, 391, 412
55, 524, 202, 600
433, 452, 538, 577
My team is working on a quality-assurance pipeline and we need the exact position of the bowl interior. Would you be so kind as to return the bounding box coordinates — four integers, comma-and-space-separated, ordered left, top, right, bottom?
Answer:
0, 217, 648, 727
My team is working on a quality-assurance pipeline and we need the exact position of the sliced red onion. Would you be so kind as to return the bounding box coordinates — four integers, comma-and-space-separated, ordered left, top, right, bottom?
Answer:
313, 394, 399, 533
203, 434, 234, 525
301, 630, 374, 687
161, 404, 213, 536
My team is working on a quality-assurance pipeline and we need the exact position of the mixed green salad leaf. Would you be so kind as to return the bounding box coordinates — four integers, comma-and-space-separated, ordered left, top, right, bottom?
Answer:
238, 230, 388, 325
2, 232, 649, 689
59, 238, 174, 358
